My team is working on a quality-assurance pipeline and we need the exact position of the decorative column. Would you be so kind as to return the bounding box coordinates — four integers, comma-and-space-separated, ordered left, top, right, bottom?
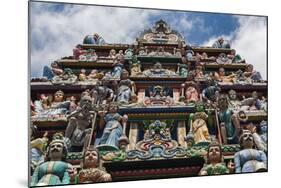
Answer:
177, 121, 187, 148
127, 123, 139, 150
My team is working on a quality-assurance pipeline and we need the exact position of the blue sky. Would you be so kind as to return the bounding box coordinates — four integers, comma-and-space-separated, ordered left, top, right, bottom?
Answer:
30, 1, 267, 78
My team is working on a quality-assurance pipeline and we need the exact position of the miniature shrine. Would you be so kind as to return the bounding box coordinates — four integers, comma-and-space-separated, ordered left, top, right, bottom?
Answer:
30, 20, 267, 186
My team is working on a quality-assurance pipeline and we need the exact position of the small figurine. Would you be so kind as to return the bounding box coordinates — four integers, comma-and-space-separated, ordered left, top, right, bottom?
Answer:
214, 67, 236, 83
73, 44, 86, 59
43, 62, 63, 80
31, 138, 73, 186
79, 69, 87, 81
177, 63, 189, 77
108, 49, 117, 59
185, 46, 195, 60
199, 142, 230, 175
52, 68, 78, 85
193, 63, 205, 79
83, 33, 105, 45
227, 49, 245, 64
183, 81, 199, 104
91, 82, 114, 104
78, 146, 112, 183
130, 61, 142, 76
245, 123, 267, 152
138, 46, 148, 55
125, 45, 134, 59
234, 130, 267, 173
202, 82, 221, 103
117, 79, 136, 104
79, 49, 98, 62
212, 37, 231, 49
243, 64, 263, 82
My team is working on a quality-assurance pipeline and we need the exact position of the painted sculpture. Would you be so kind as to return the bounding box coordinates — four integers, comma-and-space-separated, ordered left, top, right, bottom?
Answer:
234, 130, 267, 173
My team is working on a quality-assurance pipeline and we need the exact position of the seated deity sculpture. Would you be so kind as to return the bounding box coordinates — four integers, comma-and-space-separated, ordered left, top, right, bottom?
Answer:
187, 103, 211, 144
174, 48, 182, 57
91, 82, 114, 104
143, 85, 174, 106
73, 44, 87, 60
130, 61, 142, 76
43, 62, 63, 80
214, 67, 236, 83
64, 96, 93, 152
117, 79, 137, 104
184, 81, 200, 104
30, 132, 49, 173
33, 90, 71, 119
79, 49, 98, 62
98, 103, 128, 149
77, 147, 112, 183
192, 63, 205, 79
116, 50, 124, 60
202, 81, 221, 103
138, 46, 148, 55
79, 69, 87, 81
243, 64, 263, 82
185, 46, 195, 60
240, 91, 262, 111
216, 53, 232, 64
199, 142, 230, 175
108, 49, 117, 59
227, 49, 246, 64
218, 95, 241, 144
87, 69, 104, 80
228, 89, 243, 114
83, 33, 105, 45
212, 37, 231, 49
31, 138, 73, 186
102, 58, 124, 80
52, 68, 77, 85
177, 63, 189, 77
234, 130, 267, 173
125, 46, 134, 59
142, 62, 178, 77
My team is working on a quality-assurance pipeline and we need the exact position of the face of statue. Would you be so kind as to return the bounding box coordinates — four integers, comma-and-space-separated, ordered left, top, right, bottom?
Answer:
54, 92, 64, 102
208, 145, 221, 164
48, 142, 64, 161
241, 132, 254, 149
229, 90, 237, 100
219, 68, 225, 76
84, 150, 99, 168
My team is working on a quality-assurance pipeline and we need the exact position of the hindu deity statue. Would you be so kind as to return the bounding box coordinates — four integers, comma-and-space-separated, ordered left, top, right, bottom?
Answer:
43, 62, 63, 80
243, 64, 263, 82
193, 63, 205, 79
117, 79, 137, 104
182, 81, 199, 105
83, 33, 105, 45
87, 69, 104, 81
64, 96, 93, 152
138, 46, 148, 55
227, 49, 245, 64
130, 61, 142, 76
245, 123, 267, 152
240, 91, 262, 111
79, 49, 98, 62
143, 62, 178, 77
259, 121, 267, 143
73, 44, 86, 60
77, 147, 112, 183
214, 67, 236, 83
199, 142, 229, 175
212, 37, 231, 49
218, 94, 241, 144
33, 90, 71, 118
187, 102, 211, 144
124, 45, 134, 59
228, 89, 242, 114
109, 58, 124, 79
216, 53, 232, 64
98, 103, 128, 149
52, 68, 77, 85
31, 139, 73, 186
174, 48, 182, 57
116, 50, 124, 61
202, 81, 221, 103
185, 46, 195, 60
91, 82, 114, 104
108, 49, 117, 59
177, 63, 189, 77
31, 132, 49, 172
234, 130, 267, 173
79, 69, 87, 81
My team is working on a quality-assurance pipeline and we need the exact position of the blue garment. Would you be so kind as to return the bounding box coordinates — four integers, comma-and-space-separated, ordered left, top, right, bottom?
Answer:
112, 63, 124, 79
234, 149, 267, 173
83, 35, 105, 45
43, 66, 54, 80
99, 113, 123, 148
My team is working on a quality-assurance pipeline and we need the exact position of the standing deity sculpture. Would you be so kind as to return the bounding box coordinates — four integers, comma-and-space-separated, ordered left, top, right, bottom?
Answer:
117, 79, 137, 104
77, 147, 112, 183
91, 82, 114, 104
125, 45, 134, 59
64, 96, 93, 152
98, 103, 128, 149
234, 130, 267, 173
177, 63, 189, 77
218, 95, 241, 144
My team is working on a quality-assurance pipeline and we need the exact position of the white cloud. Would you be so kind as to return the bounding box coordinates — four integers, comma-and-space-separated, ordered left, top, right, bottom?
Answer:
30, 3, 161, 77
201, 16, 267, 79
